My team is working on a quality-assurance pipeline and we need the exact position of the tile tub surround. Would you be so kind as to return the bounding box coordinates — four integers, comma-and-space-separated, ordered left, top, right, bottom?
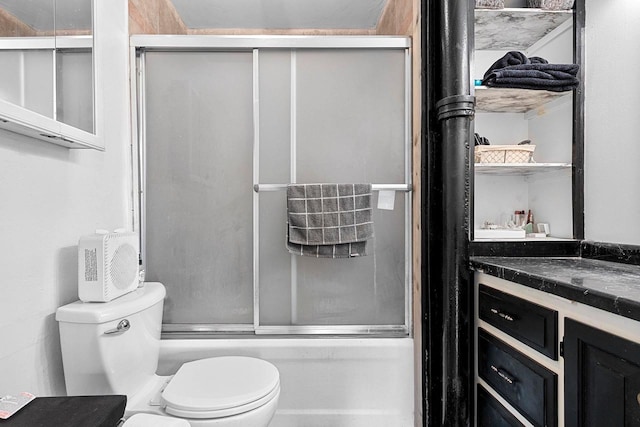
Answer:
470, 256, 640, 322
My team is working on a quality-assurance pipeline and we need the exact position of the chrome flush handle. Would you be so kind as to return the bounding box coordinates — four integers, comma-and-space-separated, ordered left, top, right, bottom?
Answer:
104, 319, 131, 335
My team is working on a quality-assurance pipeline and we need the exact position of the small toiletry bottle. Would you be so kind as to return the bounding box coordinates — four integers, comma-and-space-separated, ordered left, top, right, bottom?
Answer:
514, 210, 525, 227
524, 210, 534, 233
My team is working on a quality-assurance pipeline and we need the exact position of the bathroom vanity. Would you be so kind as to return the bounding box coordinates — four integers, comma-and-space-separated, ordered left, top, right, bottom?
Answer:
425, 0, 638, 424
466, 2, 640, 423
471, 246, 640, 426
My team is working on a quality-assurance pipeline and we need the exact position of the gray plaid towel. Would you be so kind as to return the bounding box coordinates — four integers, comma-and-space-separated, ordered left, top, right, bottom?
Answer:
286, 183, 374, 258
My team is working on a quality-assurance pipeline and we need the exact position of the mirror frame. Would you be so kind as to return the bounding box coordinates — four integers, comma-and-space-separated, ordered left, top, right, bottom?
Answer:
0, 0, 102, 150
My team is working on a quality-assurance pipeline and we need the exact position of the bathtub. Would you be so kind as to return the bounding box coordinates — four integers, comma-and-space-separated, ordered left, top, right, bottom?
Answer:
158, 337, 414, 427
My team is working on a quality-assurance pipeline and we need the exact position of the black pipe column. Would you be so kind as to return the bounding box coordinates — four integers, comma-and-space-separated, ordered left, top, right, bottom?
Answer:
422, 0, 474, 425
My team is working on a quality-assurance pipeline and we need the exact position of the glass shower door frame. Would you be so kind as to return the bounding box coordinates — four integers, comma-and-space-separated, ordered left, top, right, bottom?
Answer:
131, 36, 413, 336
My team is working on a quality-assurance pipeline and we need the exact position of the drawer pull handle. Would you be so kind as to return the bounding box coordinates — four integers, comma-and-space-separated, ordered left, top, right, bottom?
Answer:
490, 365, 515, 384
490, 308, 514, 322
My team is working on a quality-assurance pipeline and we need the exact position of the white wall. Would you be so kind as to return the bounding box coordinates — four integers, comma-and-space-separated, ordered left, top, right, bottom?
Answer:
0, 0, 130, 396
584, 0, 640, 244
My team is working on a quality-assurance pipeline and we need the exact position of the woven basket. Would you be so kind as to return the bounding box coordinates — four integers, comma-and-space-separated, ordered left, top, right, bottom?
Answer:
475, 145, 536, 163
476, 0, 504, 9
527, 0, 574, 10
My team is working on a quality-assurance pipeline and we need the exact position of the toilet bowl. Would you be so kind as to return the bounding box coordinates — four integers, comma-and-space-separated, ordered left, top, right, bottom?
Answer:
125, 357, 280, 427
56, 283, 280, 427
123, 413, 190, 426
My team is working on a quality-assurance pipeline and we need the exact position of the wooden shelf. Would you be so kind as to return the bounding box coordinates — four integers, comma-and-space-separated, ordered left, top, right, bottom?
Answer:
475, 86, 571, 113
474, 162, 571, 176
475, 8, 573, 51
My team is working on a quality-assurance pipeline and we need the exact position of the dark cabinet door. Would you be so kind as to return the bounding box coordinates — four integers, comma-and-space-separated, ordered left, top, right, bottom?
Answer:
477, 384, 524, 427
565, 319, 640, 427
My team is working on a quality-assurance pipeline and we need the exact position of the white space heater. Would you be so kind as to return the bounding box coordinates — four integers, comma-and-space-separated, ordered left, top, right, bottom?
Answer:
78, 230, 140, 302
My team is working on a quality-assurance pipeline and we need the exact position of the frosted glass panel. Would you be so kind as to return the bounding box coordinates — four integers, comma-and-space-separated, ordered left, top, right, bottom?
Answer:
259, 191, 406, 326
56, 49, 93, 132
258, 192, 292, 325
295, 192, 406, 325
144, 51, 254, 324
296, 49, 406, 184
0, 50, 53, 117
0, 51, 22, 106
55, 0, 93, 131
259, 50, 291, 184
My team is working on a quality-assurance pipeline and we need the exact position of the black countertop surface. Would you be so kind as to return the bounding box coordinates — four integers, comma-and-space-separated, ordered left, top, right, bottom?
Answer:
470, 256, 640, 322
0, 395, 126, 427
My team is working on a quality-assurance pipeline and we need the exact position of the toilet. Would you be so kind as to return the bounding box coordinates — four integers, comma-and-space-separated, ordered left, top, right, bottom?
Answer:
55, 282, 280, 427
123, 414, 190, 426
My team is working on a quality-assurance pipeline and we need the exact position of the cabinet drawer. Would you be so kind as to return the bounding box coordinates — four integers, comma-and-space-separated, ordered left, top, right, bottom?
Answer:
478, 330, 557, 427
479, 284, 558, 359
477, 384, 524, 427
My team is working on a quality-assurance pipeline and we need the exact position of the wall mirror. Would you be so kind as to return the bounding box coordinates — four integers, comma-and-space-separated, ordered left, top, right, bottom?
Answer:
55, 0, 94, 134
0, 0, 56, 118
0, 0, 99, 149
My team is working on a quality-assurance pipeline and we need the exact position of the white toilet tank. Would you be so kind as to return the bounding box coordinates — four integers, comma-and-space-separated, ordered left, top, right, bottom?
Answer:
56, 282, 166, 398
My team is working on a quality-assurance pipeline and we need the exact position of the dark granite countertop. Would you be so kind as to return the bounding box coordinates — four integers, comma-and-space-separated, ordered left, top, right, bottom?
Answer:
0, 395, 126, 427
470, 257, 640, 322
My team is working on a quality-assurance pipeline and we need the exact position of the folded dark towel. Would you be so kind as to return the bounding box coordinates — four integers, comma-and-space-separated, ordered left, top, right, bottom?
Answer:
483, 63, 579, 92
474, 133, 490, 146
483, 51, 549, 79
286, 183, 374, 258
481, 51, 579, 91
495, 63, 579, 75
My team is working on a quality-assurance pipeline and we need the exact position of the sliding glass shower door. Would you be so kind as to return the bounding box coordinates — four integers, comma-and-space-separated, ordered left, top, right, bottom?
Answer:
143, 51, 255, 326
136, 38, 411, 335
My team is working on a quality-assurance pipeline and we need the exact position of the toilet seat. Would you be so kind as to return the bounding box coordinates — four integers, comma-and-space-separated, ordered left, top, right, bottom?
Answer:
164, 382, 280, 419
161, 356, 280, 419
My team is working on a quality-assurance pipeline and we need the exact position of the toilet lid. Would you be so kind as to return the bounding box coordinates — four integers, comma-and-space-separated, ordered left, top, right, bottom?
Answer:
162, 356, 279, 417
